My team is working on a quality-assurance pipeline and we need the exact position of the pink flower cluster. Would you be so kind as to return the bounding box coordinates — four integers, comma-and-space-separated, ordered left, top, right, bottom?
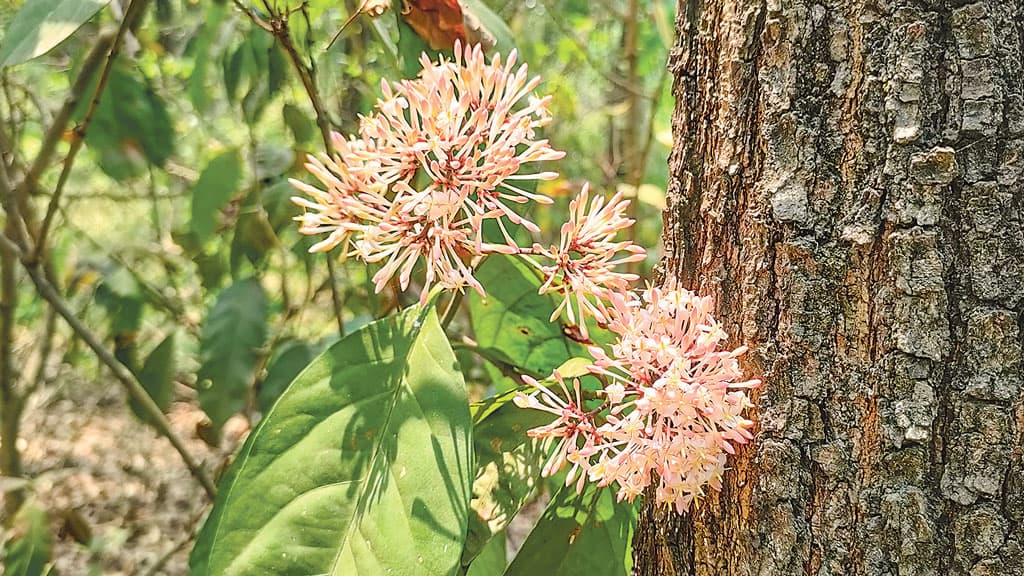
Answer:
290, 41, 563, 301
534, 184, 647, 338
515, 287, 759, 512
290, 42, 757, 508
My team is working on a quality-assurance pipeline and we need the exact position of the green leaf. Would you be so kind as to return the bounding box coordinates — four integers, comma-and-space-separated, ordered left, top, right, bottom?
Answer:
468, 257, 588, 378
256, 339, 314, 413
188, 1, 228, 112
196, 278, 268, 432
253, 144, 294, 181
283, 103, 314, 144
85, 64, 176, 180
230, 194, 277, 275
194, 248, 229, 293
261, 179, 300, 232
505, 484, 637, 576
463, 387, 551, 566
190, 149, 243, 243
223, 32, 288, 124
222, 38, 247, 103
129, 331, 177, 423
466, 530, 506, 576
94, 266, 145, 335
0, 0, 110, 67
4, 502, 53, 576
190, 305, 473, 576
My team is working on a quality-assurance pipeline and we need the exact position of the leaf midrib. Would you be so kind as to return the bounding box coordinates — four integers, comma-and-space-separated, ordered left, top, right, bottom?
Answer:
327, 314, 430, 575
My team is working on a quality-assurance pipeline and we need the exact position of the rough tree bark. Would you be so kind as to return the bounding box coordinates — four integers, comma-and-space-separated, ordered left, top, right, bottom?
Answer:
633, 1, 1024, 575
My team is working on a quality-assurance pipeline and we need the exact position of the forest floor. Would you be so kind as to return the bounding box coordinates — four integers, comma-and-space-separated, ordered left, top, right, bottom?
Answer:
20, 379, 240, 576
20, 376, 544, 574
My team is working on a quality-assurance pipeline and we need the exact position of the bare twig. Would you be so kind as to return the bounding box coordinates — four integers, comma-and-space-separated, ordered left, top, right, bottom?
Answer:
146, 166, 162, 242
31, 0, 152, 264
625, 60, 669, 257
455, 337, 540, 381
16, 32, 115, 207
63, 189, 189, 202
0, 219, 23, 518
27, 306, 59, 396
440, 289, 464, 330
3, 157, 214, 498
236, 1, 347, 333
325, 256, 346, 334
0, 132, 33, 253
0, 230, 21, 258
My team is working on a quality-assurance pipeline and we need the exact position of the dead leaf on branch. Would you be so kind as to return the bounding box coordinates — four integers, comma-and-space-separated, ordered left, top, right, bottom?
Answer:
401, 0, 496, 52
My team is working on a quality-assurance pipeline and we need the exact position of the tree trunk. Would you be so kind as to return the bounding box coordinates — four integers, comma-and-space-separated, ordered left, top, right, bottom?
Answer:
634, 1, 1024, 574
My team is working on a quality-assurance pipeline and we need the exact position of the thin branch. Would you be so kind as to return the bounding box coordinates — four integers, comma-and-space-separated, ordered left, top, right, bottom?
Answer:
2, 157, 214, 498
146, 165, 163, 242
64, 189, 189, 201
325, 256, 346, 334
440, 289, 464, 330
27, 306, 59, 397
16, 32, 115, 207
0, 229, 21, 258
622, 0, 641, 223
20, 260, 216, 499
0, 129, 33, 253
455, 337, 540, 381
635, 64, 670, 188
0, 219, 23, 518
626, 60, 669, 254
31, 0, 152, 264
237, 1, 347, 332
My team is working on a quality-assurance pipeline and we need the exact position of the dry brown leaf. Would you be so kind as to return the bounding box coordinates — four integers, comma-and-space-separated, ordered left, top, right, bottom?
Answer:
401, 0, 467, 50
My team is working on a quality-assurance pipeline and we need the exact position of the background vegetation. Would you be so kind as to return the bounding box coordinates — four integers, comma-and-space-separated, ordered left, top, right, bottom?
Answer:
0, 0, 672, 573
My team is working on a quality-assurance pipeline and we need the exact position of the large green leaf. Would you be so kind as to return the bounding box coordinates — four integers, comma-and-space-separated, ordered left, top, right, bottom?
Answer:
190, 305, 473, 576
94, 265, 145, 371
505, 484, 637, 576
261, 179, 301, 232
468, 257, 588, 378
0, 0, 109, 67
3, 502, 53, 576
196, 278, 268, 432
283, 103, 314, 144
190, 148, 243, 243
